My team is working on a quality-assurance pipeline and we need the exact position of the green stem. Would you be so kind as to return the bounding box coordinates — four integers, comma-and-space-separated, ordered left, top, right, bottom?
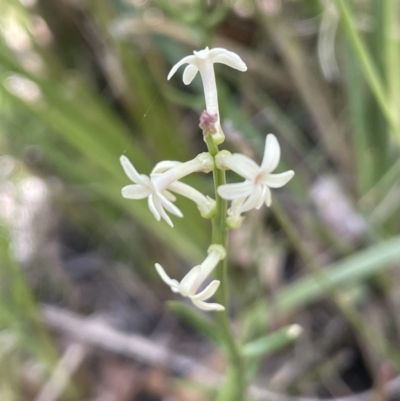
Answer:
204, 135, 246, 401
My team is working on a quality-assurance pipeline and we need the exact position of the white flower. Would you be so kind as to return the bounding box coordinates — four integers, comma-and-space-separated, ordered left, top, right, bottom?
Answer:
217, 134, 294, 215
120, 153, 214, 227
155, 244, 226, 311
167, 47, 247, 143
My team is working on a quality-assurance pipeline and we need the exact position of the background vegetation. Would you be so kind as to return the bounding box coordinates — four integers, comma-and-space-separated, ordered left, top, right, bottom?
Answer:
1, 0, 400, 400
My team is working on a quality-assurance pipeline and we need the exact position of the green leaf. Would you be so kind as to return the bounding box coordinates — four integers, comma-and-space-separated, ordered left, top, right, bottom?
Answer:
334, 0, 400, 142
275, 236, 400, 313
242, 324, 302, 358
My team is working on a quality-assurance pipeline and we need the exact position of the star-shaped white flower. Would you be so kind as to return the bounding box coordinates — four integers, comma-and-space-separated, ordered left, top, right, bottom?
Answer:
120, 153, 214, 227
168, 47, 247, 143
155, 245, 226, 311
217, 134, 294, 214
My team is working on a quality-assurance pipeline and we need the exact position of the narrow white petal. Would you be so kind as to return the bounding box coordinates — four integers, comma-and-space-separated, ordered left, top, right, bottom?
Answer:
171, 279, 180, 286
151, 160, 182, 175
256, 186, 267, 209
261, 134, 281, 173
162, 190, 176, 202
160, 210, 173, 227
264, 186, 272, 207
148, 194, 161, 221
155, 263, 175, 288
158, 192, 183, 217
167, 55, 197, 80
192, 299, 225, 311
264, 170, 295, 188
120, 156, 147, 185
218, 181, 254, 200
121, 185, 151, 199
212, 50, 247, 71
191, 280, 220, 301
183, 64, 199, 85
170, 283, 180, 293
179, 266, 201, 296
240, 185, 263, 212
153, 195, 174, 227
223, 154, 260, 180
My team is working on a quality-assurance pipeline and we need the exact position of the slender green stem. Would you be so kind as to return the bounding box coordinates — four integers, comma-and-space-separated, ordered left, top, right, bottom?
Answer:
204, 134, 246, 401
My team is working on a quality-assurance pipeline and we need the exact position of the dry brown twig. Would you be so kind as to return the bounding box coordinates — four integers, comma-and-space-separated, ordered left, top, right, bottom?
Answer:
34, 342, 88, 401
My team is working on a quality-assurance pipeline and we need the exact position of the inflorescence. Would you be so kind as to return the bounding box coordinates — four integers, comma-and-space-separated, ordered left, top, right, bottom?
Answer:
120, 47, 294, 312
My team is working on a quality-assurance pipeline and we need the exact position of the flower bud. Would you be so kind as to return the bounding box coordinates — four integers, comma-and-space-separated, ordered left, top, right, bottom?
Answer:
199, 110, 218, 136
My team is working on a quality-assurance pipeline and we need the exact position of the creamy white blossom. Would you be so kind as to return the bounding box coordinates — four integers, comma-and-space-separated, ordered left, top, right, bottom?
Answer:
217, 134, 294, 218
120, 153, 214, 227
168, 47, 247, 143
155, 245, 226, 311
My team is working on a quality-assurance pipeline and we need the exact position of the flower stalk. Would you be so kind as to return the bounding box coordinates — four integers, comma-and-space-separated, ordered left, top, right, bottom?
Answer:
204, 131, 246, 401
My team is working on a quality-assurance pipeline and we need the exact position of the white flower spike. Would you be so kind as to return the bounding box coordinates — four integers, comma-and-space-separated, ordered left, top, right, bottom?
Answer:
168, 47, 247, 144
217, 134, 294, 215
120, 152, 214, 227
155, 244, 226, 311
